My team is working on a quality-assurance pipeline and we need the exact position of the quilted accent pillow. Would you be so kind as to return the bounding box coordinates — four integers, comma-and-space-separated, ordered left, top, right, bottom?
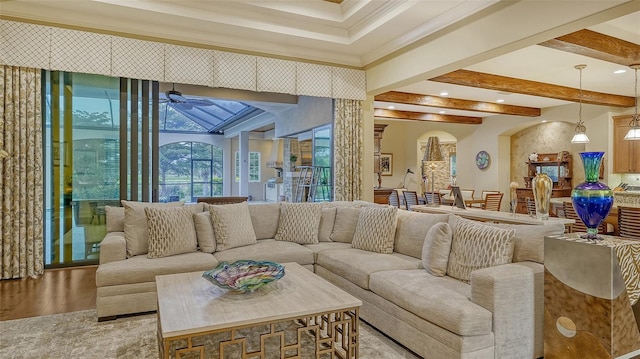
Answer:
447, 216, 516, 283
193, 211, 216, 253
275, 203, 323, 244
208, 202, 257, 251
351, 206, 398, 254
421, 222, 453, 276
144, 206, 197, 258
122, 200, 184, 257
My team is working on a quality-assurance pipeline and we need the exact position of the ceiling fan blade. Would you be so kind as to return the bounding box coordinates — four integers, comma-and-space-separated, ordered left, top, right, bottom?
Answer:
170, 102, 193, 111
186, 99, 214, 107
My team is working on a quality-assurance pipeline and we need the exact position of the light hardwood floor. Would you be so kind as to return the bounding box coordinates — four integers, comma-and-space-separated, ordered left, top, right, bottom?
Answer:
0, 266, 97, 321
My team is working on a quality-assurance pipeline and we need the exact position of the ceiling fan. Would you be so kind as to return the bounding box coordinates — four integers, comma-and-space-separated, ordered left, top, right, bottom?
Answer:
160, 84, 214, 109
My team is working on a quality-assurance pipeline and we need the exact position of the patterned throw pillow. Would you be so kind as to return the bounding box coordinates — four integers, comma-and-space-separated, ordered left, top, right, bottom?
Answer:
145, 206, 197, 258
447, 216, 516, 283
351, 206, 398, 254
208, 202, 257, 251
122, 200, 184, 257
275, 203, 323, 244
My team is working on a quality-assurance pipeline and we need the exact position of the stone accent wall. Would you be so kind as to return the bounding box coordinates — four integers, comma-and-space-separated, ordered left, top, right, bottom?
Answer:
283, 138, 301, 202
421, 143, 456, 192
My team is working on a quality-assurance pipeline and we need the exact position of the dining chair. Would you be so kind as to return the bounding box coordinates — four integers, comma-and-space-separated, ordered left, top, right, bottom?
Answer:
423, 191, 441, 205
562, 201, 610, 234
618, 206, 640, 239
482, 192, 503, 211
403, 191, 420, 211
388, 191, 400, 208
526, 198, 537, 217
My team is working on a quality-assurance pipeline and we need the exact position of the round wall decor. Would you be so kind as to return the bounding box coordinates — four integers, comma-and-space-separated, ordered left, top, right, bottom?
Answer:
476, 150, 490, 169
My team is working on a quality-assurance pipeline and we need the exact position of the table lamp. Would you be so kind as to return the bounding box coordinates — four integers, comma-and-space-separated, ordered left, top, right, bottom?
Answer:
403, 168, 414, 189
423, 136, 444, 206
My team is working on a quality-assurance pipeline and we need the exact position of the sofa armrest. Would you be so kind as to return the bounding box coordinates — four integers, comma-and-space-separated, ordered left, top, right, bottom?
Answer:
99, 232, 127, 265
470, 261, 543, 359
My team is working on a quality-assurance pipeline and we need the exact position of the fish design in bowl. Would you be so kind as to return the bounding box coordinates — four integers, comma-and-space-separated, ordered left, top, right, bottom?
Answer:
202, 260, 285, 292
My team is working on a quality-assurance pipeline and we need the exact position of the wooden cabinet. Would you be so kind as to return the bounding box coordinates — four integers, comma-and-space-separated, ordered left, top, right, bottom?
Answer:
613, 115, 640, 173
374, 124, 387, 188
515, 188, 572, 215
373, 188, 394, 204
523, 151, 572, 189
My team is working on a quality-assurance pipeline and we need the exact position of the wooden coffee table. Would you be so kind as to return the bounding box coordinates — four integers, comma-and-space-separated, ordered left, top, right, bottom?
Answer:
156, 262, 362, 359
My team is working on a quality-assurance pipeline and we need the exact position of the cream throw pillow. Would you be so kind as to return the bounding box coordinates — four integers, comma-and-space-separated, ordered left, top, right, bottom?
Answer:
447, 216, 515, 283
105, 206, 124, 233
275, 203, 323, 244
330, 207, 361, 243
421, 222, 453, 276
122, 200, 184, 257
193, 211, 216, 253
351, 206, 398, 254
208, 202, 257, 251
318, 207, 337, 242
145, 206, 197, 258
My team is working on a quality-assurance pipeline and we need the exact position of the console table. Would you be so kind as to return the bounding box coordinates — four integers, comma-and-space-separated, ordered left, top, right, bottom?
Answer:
411, 205, 574, 231
544, 234, 640, 358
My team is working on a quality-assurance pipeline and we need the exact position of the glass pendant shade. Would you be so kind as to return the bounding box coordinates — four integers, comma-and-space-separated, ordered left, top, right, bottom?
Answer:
571, 132, 590, 144
625, 65, 640, 140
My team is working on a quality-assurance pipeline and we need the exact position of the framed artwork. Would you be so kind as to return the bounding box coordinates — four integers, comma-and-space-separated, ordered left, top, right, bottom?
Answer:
380, 153, 393, 176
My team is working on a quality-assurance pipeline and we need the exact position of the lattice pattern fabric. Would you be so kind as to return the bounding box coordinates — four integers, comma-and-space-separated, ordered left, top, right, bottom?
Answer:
208, 202, 257, 251
145, 207, 197, 259
275, 203, 323, 244
122, 200, 185, 257
351, 206, 398, 254
447, 217, 515, 283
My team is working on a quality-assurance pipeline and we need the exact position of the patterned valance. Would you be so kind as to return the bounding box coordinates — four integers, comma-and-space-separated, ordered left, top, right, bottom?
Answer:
0, 19, 366, 100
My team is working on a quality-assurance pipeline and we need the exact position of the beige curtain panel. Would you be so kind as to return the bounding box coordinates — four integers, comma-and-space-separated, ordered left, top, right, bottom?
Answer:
333, 99, 364, 201
0, 66, 44, 279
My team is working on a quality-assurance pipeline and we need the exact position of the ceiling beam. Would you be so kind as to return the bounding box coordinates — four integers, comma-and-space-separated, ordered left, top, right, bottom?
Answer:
375, 91, 541, 117
430, 69, 636, 107
374, 108, 482, 124
539, 29, 640, 66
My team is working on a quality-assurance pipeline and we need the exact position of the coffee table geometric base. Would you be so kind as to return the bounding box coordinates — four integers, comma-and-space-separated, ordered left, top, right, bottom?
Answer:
158, 308, 359, 359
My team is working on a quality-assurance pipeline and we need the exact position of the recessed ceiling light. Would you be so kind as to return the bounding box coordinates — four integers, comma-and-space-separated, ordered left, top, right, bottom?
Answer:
614, 69, 627, 74
496, 99, 505, 103
440, 92, 448, 96
542, 120, 547, 123
387, 106, 395, 109
439, 111, 446, 114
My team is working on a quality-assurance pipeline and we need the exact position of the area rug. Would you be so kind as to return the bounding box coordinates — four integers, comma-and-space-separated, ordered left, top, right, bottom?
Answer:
0, 310, 420, 358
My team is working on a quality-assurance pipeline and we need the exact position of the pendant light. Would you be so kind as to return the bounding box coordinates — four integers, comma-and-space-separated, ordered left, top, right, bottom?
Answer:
624, 64, 640, 140
571, 64, 590, 144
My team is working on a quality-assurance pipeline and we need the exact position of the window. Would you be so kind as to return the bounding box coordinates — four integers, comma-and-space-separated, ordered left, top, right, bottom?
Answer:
235, 151, 261, 182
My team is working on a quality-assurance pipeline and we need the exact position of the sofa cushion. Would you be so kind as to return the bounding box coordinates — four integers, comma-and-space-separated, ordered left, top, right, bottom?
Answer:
351, 206, 398, 254
318, 208, 337, 242
213, 239, 314, 265
209, 201, 257, 251
422, 222, 453, 276
303, 242, 352, 261
275, 202, 322, 244
394, 211, 450, 259
330, 207, 361, 243
96, 251, 218, 287
105, 206, 124, 233
193, 211, 216, 253
487, 222, 564, 263
317, 248, 420, 290
369, 269, 492, 336
248, 202, 280, 239
447, 216, 515, 283
145, 206, 198, 258
122, 200, 185, 257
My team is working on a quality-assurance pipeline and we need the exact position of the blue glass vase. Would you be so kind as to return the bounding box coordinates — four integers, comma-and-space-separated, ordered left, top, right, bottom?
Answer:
571, 152, 613, 240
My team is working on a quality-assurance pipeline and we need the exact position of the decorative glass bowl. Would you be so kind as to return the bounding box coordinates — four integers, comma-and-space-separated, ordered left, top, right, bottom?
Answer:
202, 260, 285, 292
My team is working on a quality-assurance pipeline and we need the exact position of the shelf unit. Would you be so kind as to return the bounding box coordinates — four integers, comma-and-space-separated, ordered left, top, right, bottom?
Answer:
523, 151, 572, 189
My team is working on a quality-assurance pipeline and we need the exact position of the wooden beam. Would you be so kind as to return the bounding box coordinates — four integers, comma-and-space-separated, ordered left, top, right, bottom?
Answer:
375, 91, 541, 117
374, 108, 482, 124
430, 69, 635, 107
539, 29, 640, 67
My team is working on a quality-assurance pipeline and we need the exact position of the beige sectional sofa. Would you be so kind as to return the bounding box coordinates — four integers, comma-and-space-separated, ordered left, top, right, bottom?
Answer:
96, 200, 564, 359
